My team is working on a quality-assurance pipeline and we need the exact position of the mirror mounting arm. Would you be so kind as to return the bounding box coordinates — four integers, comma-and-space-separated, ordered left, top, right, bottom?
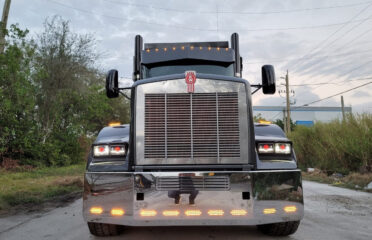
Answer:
250, 84, 262, 95
117, 87, 132, 100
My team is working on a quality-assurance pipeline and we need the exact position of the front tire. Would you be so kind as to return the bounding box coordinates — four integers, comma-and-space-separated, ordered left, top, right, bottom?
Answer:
87, 222, 123, 236
257, 221, 300, 236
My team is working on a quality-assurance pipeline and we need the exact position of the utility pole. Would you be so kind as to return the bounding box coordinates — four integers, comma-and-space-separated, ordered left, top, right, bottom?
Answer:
341, 95, 345, 121
285, 70, 291, 134
0, 0, 11, 53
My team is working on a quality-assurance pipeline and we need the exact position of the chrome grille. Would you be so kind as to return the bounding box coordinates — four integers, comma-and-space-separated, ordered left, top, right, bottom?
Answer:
144, 93, 240, 160
156, 176, 230, 191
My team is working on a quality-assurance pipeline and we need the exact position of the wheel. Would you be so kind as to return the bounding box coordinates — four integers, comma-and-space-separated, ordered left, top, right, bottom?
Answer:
87, 222, 123, 236
257, 221, 300, 236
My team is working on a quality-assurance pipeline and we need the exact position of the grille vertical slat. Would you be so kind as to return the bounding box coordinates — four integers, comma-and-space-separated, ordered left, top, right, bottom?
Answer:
144, 92, 240, 160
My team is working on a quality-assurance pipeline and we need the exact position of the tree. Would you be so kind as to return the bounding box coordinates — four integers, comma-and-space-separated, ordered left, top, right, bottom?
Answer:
0, 24, 42, 164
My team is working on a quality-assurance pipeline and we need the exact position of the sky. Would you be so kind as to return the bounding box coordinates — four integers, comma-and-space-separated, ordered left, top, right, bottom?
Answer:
3, 0, 372, 115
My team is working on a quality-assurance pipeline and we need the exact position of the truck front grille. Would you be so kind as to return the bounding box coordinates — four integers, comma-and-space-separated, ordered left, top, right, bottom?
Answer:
144, 92, 240, 160
156, 176, 230, 191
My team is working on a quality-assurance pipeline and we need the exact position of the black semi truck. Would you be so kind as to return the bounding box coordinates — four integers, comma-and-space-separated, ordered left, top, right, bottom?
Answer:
83, 33, 304, 237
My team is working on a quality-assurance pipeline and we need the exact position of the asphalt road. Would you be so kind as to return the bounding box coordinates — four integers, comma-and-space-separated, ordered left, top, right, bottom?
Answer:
0, 181, 371, 240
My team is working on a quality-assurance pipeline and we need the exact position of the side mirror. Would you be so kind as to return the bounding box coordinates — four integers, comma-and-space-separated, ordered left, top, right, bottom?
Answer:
261, 65, 276, 94
106, 69, 119, 98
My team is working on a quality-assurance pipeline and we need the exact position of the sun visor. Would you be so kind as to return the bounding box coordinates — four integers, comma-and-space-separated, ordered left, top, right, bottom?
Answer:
141, 46, 235, 64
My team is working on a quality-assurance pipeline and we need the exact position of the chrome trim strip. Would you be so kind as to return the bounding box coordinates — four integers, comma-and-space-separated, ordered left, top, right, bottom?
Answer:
86, 169, 301, 174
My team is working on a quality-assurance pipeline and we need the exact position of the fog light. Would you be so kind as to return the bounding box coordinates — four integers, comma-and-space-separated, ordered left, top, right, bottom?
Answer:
185, 210, 202, 216
162, 210, 180, 217
90, 207, 103, 215
284, 206, 297, 213
208, 210, 224, 216
263, 208, 276, 214
140, 209, 157, 217
230, 209, 247, 216
111, 208, 125, 216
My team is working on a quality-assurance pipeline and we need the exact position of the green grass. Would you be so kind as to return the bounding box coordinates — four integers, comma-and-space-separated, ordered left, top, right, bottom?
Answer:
288, 114, 372, 174
0, 163, 85, 212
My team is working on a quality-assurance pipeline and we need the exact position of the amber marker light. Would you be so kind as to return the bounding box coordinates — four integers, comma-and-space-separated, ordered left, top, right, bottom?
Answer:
155, 48, 159, 52
172, 46, 176, 51
230, 209, 247, 216
208, 210, 224, 216
181, 46, 185, 50
263, 208, 277, 214
208, 46, 212, 51
199, 46, 203, 50
225, 47, 229, 51
190, 46, 194, 50
146, 49, 150, 53
90, 207, 103, 215
185, 210, 202, 216
216, 47, 220, 51
284, 206, 297, 213
140, 209, 157, 217
162, 210, 180, 217
111, 208, 125, 216
163, 47, 167, 51
108, 122, 121, 127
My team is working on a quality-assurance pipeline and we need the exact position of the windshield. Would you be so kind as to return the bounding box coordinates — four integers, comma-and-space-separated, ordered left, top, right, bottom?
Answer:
143, 60, 234, 78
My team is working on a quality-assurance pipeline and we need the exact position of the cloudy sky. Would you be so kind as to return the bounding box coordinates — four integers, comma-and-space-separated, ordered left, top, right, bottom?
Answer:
4, 0, 372, 114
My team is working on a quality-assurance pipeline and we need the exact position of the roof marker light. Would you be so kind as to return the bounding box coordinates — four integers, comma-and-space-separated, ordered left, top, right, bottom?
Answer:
225, 47, 229, 51
164, 47, 167, 51
217, 47, 220, 51
190, 46, 194, 50
199, 46, 203, 50
181, 46, 185, 50
155, 48, 159, 52
172, 46, 176, 51
208, 47, 212, 51
146, 49, 150, 53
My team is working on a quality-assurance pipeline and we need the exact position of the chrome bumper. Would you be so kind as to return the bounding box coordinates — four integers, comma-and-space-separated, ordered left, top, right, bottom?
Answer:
83, 170, 303, 226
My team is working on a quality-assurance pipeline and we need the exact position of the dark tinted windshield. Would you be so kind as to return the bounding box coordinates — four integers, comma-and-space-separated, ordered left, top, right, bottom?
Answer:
97, 125, 129, 139
143, 61, 234, 78
254, 124, 286, 137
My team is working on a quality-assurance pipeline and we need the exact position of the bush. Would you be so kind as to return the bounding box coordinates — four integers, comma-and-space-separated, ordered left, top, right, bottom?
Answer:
289, 114, 372, 174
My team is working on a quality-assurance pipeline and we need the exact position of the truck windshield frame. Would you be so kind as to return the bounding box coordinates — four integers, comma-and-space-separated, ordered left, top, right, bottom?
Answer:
142, 60, 234, 78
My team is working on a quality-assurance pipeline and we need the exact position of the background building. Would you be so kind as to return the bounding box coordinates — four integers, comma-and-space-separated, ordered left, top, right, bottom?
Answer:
253, 106, 352, 125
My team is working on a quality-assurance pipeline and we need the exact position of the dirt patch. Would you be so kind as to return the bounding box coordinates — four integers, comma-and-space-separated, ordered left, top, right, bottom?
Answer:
0, 191, 82, 217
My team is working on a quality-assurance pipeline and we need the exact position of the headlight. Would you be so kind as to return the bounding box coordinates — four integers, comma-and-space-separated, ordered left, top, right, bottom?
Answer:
257, 142, 291, 154
274, 143, 291, 154
110, 145, 126, 156
257, 143, 274, 154
93, 145, 110, 157
93, 144, 126, 157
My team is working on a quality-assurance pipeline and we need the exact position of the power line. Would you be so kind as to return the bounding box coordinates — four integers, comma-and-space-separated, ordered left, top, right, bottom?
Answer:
291, 13, 372, 74
243, 48, 372, 65
289, 77, 372, 86
287, 2, 372, 74
310, 59, 372, 91
301, 81, 372, 106
262, 78, 372, 120
103, 0, 372, 15
46, 0, 372, 32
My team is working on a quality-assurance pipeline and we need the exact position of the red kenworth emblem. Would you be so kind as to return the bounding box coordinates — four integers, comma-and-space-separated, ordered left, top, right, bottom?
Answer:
185, 71, 196, 93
